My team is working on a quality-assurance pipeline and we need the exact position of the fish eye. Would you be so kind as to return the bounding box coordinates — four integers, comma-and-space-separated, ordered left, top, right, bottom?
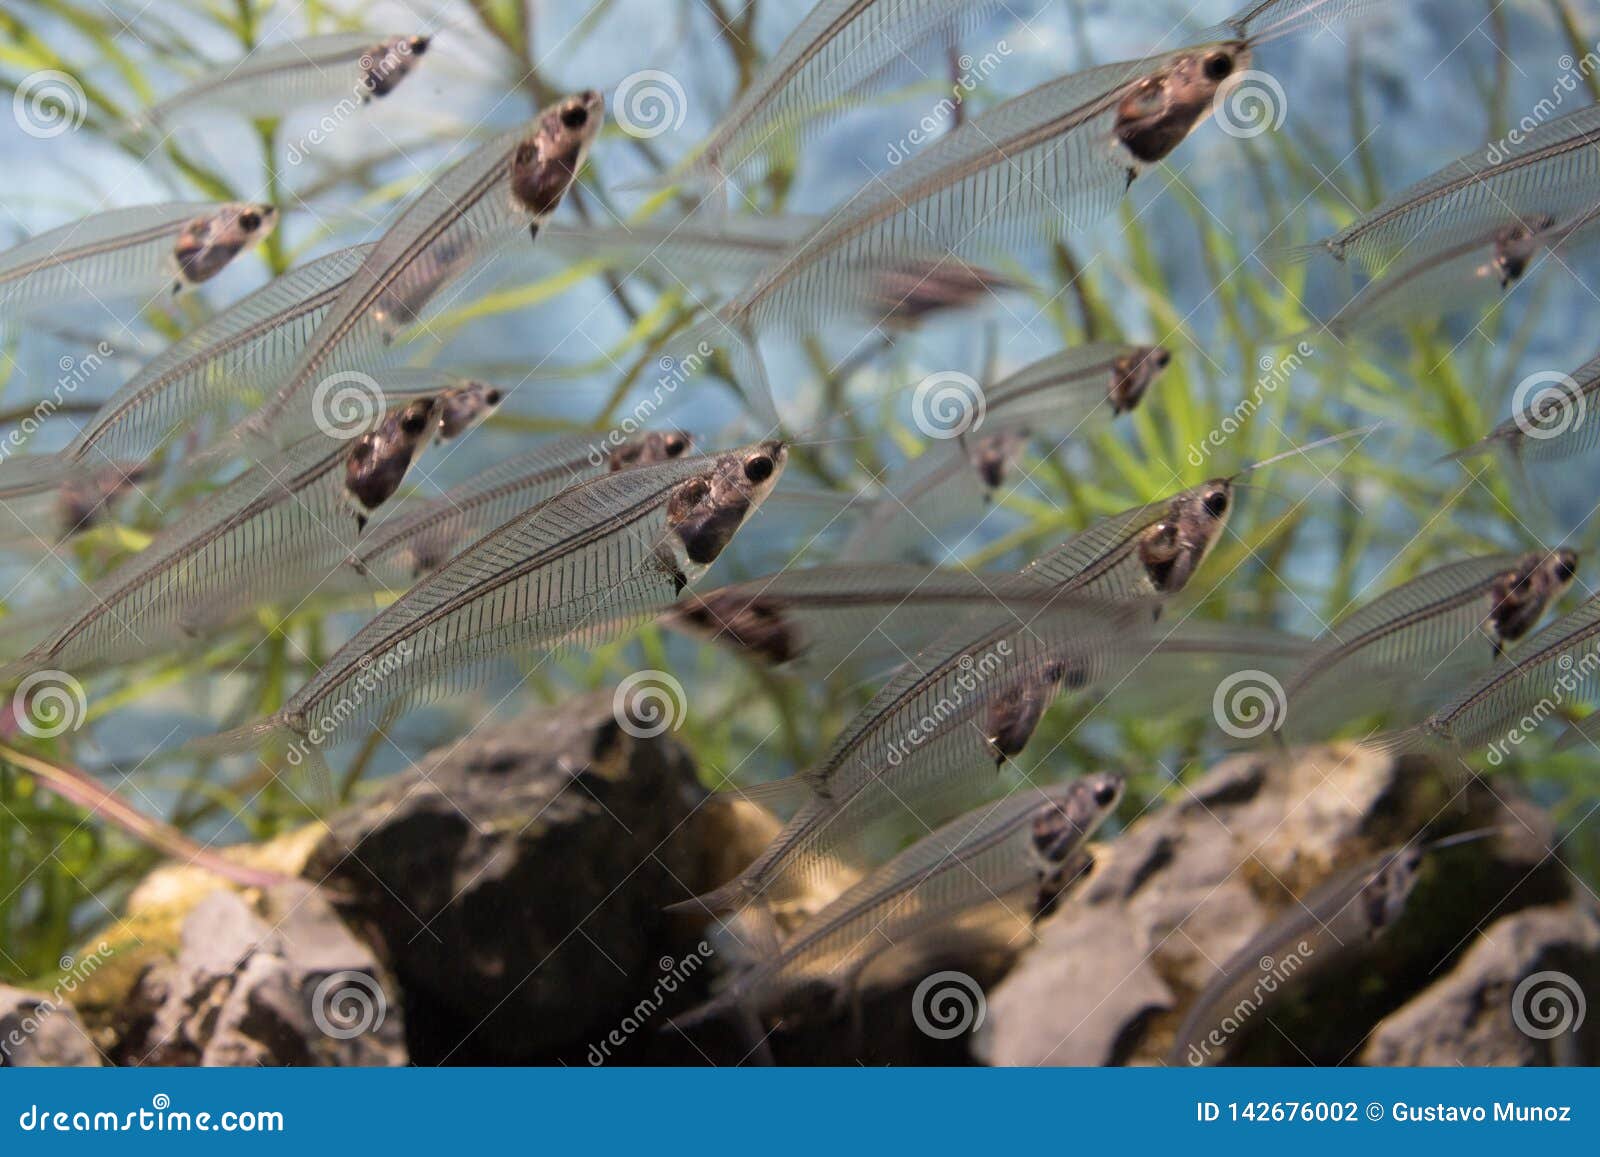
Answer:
1557, 556, 1577, 581
1203, 489, 1229, 517
560, 104, 589, 131
1152, 347, 1171, 367
665, 434, 687, 455
1092, 781, 1118, 808
239, 210, 261, 230
411, 36, 430, 54
744, 455, 774, 483
1203, 52, 1234, 81
484, 388, 503, 405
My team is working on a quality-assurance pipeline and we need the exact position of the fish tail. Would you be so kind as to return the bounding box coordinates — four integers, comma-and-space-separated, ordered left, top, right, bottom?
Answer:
726, 775, 814, 816
0, 452, 79, 501
183, 713, 299, 760
663, 873, 757, 918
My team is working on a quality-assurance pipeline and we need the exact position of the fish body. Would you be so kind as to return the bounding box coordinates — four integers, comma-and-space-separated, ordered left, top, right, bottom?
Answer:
0, 202, 274, 319
188, 442, 786, 757
245, 92, 602, 450
1282, 550, 1577, 737
1170, 837, 1445, 1066
141, 33, 429, 126
1452, 350, 1600, 467
676, 774, 1122, 1026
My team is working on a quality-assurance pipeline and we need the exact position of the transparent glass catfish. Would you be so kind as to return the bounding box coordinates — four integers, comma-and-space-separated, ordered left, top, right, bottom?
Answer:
1294, 102, 1600, 277
669, 591, 1148, 918
671, 775, 1121, 1031
138, 33, 430, 128
0, 201, 275, 319
1169, 830, 1496, 1067
1385, 593, 1600, 758
839, 344, 1169, 561
1311, 198, 1600, 339
0, 387, 471, 682
238, 91, 602, 451
187, 442, 787, 762
227, 431, 697, 617
635, 0, 1010, 199
676, 0, 1368, 417
1279, 549, 1577, 739
1448, 348, 1600, 470
0, 244, 373, 505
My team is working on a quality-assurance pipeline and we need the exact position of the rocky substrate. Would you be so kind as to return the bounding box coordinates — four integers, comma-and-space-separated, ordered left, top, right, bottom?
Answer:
5, 699, 1596, 1067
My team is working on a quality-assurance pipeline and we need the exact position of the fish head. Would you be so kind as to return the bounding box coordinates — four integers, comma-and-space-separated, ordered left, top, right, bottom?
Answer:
172, 203, 277, 287
665, 590, 796, 665
344, 397, 440, 513
58, 462, 146, 533
664, 440, 788, 567
510, 90, 605, 218
1114, 42, 1249, 165
1490, 548, 1579, 645
1359, 846, 1427, 938
362, 34, 429, 99
1109, 345, 1171, 415
1487, 217, 1554, 289
1137, 479, 1231, 594
1031, 772, 1124, 866
434, 380, 503, 441
609, 430, 695, 471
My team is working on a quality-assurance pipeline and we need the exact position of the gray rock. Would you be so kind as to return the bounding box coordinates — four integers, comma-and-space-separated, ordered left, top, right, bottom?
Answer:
1362, 905, 1600, 1066
304, 692, 714, 1064
127, 884, 406, 1067
977, 745, 1577, 1066
0, 986, 103, 1067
